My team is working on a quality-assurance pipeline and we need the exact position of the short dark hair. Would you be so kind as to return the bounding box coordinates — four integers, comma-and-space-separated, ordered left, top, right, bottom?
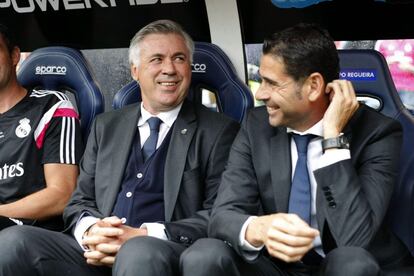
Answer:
262, 23, 339, 84
0, 23, 16, 53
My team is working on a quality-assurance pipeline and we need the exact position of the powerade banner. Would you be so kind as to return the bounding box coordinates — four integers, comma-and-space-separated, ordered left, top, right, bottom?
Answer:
0, 0, 210, 51
0, 1, 188, 13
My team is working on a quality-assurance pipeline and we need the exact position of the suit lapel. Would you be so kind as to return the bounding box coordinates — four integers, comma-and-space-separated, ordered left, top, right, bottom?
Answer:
164, 101, 197, 221
103, 105, 141, 215
270, 129, 292, 213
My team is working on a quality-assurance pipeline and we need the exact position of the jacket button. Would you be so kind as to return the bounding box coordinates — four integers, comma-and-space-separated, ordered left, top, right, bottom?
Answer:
179, 236, 189, 243
328, 202, 337, 208
322, 186, 330, 191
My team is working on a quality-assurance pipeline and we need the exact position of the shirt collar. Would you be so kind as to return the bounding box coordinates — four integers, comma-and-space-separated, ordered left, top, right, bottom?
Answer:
286, 120, 323, 137
138, 102, 183, 128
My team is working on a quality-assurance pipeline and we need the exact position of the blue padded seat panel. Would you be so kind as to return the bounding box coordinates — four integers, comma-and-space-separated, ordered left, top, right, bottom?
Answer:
339, 49, 414, 254
112, 42, 254, 123
17, 46, 104, 140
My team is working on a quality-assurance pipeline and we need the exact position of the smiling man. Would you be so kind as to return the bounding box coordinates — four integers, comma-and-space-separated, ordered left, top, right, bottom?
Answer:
0, 19, 239, 276
181, 23, 414, 276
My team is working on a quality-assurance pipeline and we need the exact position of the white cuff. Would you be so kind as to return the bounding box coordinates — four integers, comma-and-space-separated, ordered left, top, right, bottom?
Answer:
318, 148, 350, 169
239, 216, 264, 261
140, 222, 168, 240
74, 216, 99, 251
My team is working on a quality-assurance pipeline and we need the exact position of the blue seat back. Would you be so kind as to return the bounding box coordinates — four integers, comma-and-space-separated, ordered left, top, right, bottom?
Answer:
339, 49, 414, 254
112, 42, 254, 123
17, 46, 105, 141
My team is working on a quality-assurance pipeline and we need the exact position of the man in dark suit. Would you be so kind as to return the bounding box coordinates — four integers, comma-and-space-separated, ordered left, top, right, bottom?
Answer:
180, 23, 414, 275
0, 20, 239, 276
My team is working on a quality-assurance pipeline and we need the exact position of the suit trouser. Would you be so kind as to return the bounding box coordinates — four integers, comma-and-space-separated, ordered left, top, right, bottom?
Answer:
113, 235, 186, 275
181, 238, 383, 276
0, 225, 110, 276
0, 225, 189, 276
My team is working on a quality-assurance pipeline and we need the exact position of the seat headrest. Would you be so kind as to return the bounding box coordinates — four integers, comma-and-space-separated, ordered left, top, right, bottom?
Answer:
189, 42, 254, 122
17, 46, 104, 140
339, 49, 414, 254
338, 49, 407, 118
113, 42, 254, 123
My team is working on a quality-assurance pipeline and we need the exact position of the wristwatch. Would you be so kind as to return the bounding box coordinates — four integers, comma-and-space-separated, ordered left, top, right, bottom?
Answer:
322, 133, 349, 151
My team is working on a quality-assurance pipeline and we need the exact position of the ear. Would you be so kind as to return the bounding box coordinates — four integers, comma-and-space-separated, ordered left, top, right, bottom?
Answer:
130, 64, 139, 81
11, 46, 21, 67
305, 72, 324, 102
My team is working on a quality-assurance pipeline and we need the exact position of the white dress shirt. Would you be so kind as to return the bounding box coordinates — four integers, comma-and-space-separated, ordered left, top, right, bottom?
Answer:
239, 120, 351, 259
74, 102, 182, 250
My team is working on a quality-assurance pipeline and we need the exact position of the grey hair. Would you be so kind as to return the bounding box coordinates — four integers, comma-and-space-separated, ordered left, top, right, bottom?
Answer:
128, 19, 194, 67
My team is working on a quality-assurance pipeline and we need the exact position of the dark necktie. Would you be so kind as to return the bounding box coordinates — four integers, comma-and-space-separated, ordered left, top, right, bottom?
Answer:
142, 117, 162, 161
288, 134, 314, 224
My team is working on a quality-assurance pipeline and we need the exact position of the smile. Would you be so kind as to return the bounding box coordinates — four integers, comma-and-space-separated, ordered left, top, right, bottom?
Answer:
267, 106, 279, 113
158, 81, 179, 86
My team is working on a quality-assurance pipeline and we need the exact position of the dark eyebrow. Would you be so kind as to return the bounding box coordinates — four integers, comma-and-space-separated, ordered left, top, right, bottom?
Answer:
261, 75, 280, 86
258, 70, 279, 85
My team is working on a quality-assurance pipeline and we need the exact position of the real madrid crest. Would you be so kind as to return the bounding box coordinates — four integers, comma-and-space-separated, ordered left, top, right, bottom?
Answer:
15, 118, 31, 138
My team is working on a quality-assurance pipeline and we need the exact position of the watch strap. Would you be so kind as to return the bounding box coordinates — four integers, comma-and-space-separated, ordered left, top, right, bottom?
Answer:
322, 134, 349, 151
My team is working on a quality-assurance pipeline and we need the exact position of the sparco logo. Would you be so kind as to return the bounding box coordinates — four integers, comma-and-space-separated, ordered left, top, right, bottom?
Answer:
0, 162, 24, 180
0, 0, 187, 13
191, 63, 206, 73
36, 66, 67, 75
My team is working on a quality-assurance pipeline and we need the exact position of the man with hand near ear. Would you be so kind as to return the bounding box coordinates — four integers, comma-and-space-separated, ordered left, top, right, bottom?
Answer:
181, 23, 414, 276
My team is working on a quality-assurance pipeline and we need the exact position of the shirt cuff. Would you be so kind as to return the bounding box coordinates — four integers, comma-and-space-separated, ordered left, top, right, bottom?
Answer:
239, 216, 264, 261
140, 222, 168, 240
74, 216, 99, 251
318, 148, 351, 169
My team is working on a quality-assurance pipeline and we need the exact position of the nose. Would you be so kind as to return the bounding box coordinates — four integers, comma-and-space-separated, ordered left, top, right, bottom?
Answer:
162, 59, 176, 75
255, 83, 269, 102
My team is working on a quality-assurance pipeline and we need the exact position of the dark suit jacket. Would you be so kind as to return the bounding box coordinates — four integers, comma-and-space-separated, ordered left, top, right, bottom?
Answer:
209, 104, 410, 267
63, 100, 239, 246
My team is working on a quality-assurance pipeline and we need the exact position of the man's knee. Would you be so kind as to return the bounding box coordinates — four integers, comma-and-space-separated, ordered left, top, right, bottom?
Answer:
0, 225, 44, 276
180, 238, 238, 274
322, 247, 381, 276
117, 236, 173, 264
0, 226, 36, 255
114, 236, 181, 275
